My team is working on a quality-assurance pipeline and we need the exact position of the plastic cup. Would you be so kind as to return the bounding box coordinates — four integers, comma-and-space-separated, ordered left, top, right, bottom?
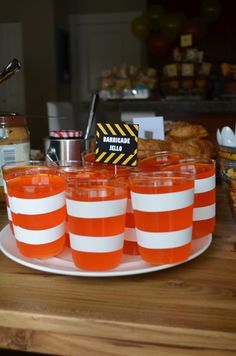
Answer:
5, 161, 66, 258
2, 160, 49, 235
124, 178, 140, 256
161, 159, 216, 239
1, 163, 17, 234
57, 161, 109, 247
139, 151, 187, 172
129, 171, 195, 264
66, 177, 128, 271
109, 167, 140, 256
94, 166, 140, 256
77, 160, 141, 256
82, 151, 135, 174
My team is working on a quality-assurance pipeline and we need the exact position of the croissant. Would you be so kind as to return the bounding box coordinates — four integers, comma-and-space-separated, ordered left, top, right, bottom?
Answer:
166, 123, 208, 139
138, 138, 169, 160
168, 138, 215, 159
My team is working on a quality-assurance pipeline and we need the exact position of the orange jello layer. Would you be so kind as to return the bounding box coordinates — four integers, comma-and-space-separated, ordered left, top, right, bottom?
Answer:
133, 206, 193, 232
7, 174, 65, 199
71, 249, 123, 271
68, 215, 126, 237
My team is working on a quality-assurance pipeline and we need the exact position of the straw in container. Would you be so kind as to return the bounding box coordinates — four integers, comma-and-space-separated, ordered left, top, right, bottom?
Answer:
84, 92, 99, 140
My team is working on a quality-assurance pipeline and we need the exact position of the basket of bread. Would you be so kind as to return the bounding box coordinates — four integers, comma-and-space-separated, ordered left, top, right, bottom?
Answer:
138, 121, 215, 160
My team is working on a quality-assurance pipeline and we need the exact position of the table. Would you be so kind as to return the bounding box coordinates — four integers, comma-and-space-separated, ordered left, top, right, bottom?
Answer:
0, 187, 235, 355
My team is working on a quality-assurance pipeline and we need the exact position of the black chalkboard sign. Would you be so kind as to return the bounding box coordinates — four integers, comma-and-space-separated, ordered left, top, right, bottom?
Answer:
95, 123, 139, 167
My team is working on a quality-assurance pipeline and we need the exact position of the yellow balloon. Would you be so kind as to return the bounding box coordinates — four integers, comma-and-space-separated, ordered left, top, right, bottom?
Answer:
147, 5, 166, 31
131, 16, 150, 41
160, 13, 186, 40
202, 0, 221, 23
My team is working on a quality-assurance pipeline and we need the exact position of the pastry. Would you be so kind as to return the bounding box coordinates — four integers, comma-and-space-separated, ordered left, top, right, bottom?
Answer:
138, 138, 169, 160
166, 123, 208, 139
168, 137, 215, 159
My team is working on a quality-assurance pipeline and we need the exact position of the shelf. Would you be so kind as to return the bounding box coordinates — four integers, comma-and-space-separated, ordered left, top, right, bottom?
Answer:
97, 99, 236, 114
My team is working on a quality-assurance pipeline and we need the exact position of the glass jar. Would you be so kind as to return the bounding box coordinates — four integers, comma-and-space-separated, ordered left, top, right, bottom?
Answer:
0, 113, 30, 201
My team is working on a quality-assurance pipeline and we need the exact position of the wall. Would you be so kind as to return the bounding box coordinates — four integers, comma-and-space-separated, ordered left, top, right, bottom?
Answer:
68, 0, 146, 14
0, 0, 146, 148
67, 0, 146, 133
55, 0, 147, 103
54, 0, 71, 101
0, 0, 57, 149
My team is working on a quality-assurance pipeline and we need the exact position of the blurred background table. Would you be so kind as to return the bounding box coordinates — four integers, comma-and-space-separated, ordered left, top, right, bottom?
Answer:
0, 186, 236, 356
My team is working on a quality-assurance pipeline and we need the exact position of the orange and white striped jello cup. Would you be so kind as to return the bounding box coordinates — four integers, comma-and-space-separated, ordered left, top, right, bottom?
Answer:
129, 171, 195, 264
2, 162, 28, 235
2, 180, 14, 234
122, 170, 140, 256
162, 159, 216, 239
124, 155, 186, 256
56, 160, 96, 248
6, 161, 66, 258
124, 188, 140, 255
139, 151, 187, 172
3, 161, 48, 235
99, 167, 140, 256
66, 177, 127, 271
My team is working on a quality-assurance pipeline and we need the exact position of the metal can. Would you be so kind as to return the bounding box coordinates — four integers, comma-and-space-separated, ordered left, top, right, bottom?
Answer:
44, 130, 95, 162
0, 113, 30, 201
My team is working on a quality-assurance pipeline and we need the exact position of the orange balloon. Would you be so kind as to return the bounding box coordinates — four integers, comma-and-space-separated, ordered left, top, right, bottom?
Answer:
148, 33, 172, 60
183, 18, 206, 42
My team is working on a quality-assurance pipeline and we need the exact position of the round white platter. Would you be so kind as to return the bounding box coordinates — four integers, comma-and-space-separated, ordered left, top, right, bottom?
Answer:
0, 225, 212, 277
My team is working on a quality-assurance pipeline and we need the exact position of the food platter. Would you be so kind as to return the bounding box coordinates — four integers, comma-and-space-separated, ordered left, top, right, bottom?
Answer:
0, 225, 212, 277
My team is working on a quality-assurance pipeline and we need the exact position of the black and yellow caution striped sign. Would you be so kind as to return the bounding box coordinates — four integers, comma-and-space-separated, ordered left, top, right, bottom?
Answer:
95, 123, 139, 166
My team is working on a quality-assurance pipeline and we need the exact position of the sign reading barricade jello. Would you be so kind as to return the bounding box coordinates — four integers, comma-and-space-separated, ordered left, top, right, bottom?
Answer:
95, 123, 139, 166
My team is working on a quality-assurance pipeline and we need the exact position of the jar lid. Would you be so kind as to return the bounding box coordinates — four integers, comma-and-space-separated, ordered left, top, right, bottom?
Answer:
0, 112, 27, 128
49, 130, 83, 138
